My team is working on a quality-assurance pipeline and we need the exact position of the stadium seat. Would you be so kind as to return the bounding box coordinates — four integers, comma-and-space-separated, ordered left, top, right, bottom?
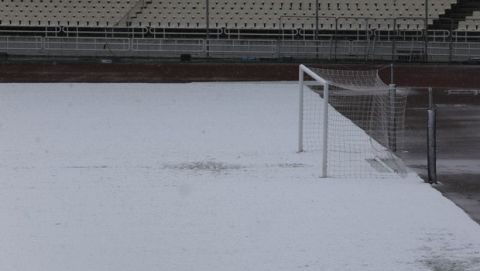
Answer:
0, 0, 459, 31
458, 11, 480, 31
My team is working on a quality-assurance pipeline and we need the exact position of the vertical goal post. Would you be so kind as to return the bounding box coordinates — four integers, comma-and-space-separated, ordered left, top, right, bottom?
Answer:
298, 64, 329, 177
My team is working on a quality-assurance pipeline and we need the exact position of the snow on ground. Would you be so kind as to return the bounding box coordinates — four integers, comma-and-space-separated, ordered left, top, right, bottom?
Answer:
0, 82, 480, 271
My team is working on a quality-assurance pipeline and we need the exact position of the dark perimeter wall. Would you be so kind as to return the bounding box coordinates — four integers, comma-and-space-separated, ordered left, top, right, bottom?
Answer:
0, 62, 480, 89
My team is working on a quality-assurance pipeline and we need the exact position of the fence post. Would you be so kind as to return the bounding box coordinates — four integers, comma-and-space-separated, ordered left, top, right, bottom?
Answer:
427, 87, 438, 184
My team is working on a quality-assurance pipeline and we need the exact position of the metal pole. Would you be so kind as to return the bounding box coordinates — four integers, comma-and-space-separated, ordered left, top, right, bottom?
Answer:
389, 84, 397, 152
315, 0, 319, 58
206, 0, 209, 37
315, 0, 319, 40
425, 0, 429, 62
428, 87, 434, 110
390, 63, 394, 85
448, 19, 453, 63
298, 67, 304, 153
392, 18, 396, 62
321, 83, 329, 178
392, 0, 397, 62
206, 0, 210, 57
334, 18, 338, 61
427, 87, 437, 184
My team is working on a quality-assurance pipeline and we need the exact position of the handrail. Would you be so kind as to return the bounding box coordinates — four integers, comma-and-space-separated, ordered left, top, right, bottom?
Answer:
0, 26, 61, 36
0, 35, 479, 61
149, 27, 223, 38
1, 16, 480, 43
62, 26, 149, 37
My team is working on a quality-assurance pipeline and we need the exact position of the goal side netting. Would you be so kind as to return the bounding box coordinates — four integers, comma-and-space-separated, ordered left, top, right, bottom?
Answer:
298, 65, 408, 178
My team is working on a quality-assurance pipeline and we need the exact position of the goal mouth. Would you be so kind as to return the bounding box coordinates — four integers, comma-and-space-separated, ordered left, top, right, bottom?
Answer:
298, 64, 408, 178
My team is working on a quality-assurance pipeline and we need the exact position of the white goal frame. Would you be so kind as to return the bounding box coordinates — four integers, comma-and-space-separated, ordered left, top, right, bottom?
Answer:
298, 64, 329, 177
298, 64, 406, 179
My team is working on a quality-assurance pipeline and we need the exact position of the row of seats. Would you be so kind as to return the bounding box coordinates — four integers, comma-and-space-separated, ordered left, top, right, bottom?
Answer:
0, 0, 471, 31
458, 11, 480, 31
0, 0, 136, 26
129, 0, 455, 30
128, 17, 432, 31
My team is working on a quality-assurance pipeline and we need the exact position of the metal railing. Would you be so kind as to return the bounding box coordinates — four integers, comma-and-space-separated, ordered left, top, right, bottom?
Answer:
0, 26, 61, 37
0, 35, 480, 62
0, 17, 478, 43
0, 36, 43, 50
44, 37, 131, 51
150, 27, 223, 39
208, 39, 277, 57
131, 38, 205, 54
62, 27, 149, 38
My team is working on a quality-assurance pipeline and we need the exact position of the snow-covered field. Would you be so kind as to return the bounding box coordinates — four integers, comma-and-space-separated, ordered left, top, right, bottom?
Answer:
1, 82, 480, 271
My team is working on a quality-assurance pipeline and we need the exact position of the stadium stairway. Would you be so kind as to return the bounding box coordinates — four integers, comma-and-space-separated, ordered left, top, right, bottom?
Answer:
430, 0, 480, 30
127, 0, 152, 25
118, 0, 153, 27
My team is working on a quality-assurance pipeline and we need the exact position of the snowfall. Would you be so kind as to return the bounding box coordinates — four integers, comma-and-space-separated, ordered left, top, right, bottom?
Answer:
1, 82, 480, 271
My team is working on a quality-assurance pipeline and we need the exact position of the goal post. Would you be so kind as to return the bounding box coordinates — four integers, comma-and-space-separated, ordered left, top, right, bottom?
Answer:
298, 64, 407, 178
298, 64, 329, 177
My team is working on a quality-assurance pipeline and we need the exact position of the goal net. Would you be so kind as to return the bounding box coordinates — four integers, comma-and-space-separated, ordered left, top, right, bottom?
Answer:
298, 65, 408, 178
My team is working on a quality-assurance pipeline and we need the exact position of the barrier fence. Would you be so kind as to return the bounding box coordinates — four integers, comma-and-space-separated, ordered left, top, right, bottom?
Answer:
1, 36, 480, 62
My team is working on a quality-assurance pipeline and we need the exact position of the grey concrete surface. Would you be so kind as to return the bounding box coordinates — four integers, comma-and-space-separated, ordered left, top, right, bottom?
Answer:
400, 89, 480, 224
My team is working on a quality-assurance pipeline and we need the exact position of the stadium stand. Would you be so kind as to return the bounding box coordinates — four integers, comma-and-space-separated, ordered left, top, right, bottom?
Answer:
108, 0, 459, 30
432, 0, 480, 30
0, 0, 461, 31
458, 11, 480, 31
0, 0, 137, 27
2, 0, 480, 62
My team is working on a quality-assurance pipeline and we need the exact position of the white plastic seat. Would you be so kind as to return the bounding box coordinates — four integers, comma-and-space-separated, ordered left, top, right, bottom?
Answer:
0, 0, 460, 30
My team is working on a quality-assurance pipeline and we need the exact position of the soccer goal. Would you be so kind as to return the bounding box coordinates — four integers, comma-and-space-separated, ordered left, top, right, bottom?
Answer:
298, 64, 408, 178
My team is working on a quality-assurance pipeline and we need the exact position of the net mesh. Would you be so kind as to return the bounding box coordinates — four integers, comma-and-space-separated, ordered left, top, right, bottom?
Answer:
310, 68, 389, 90
302, 67, 408, 178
